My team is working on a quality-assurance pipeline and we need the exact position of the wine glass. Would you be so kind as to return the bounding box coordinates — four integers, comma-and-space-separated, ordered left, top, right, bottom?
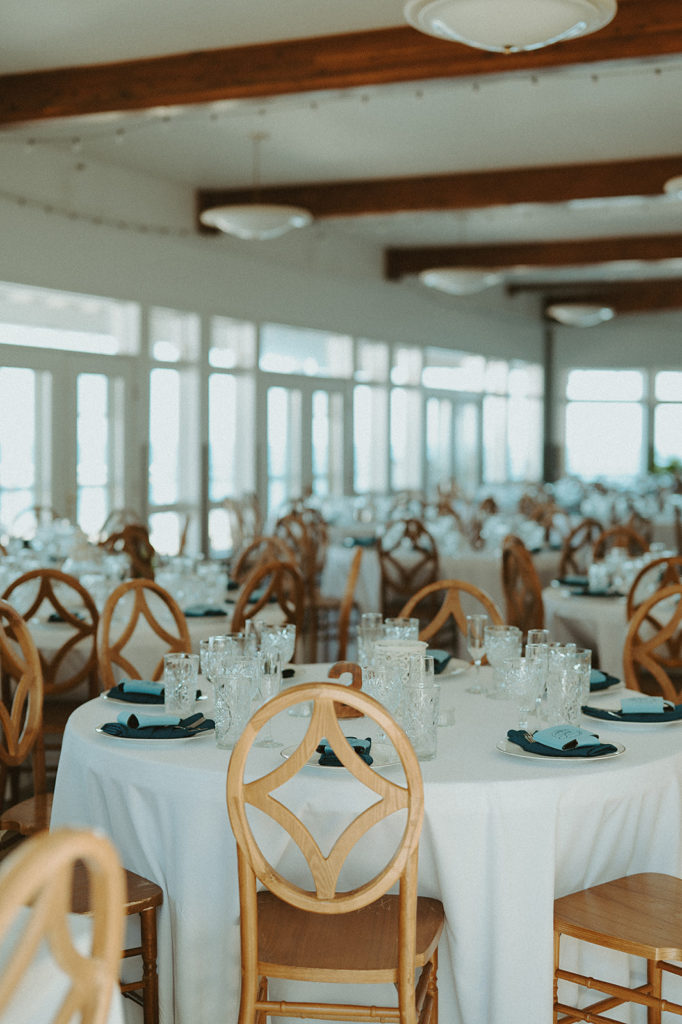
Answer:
254, 651, 282, 748
465, 614, 488, 693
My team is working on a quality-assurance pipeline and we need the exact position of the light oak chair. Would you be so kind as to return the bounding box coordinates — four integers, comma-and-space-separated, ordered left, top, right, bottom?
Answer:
230, 560, 305, 661
501, 534, 545, 639
622, 582, 682, 701
335, 546, 364, 661
2, 568, 100, 762
554, 873, 682, 1024
592, 523, 649, 562
378, 518, 440, 621
231, 534, 298, 585
275, 509, 334, 660
399, 578, 503, 647
0, 827, 125, 1024
100, 523, 156, 580
226, 681, 445, 1024
557, 517, 603, 578
625, 554, 682, 618
96, 579, 191, 690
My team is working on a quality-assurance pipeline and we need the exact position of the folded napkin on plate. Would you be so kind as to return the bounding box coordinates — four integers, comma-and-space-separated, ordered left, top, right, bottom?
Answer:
342, 536, 377, 548
100, 711, 214, 739
48, 610, 86, 622
570, 588, 614, 598
183, 604, 227, 617
506, 728, 618, 758
316, 736, 373, 767
557, 576, 589, 588
582, 700, 682, 723
428, 649, 451, 675
590, 669, 621, 692
107, 680, 203, 704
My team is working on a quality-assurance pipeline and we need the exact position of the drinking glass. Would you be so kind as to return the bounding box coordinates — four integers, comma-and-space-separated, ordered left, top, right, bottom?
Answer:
403, 653, 440, 760
546, 645, 582, 726
254, 651, 282, 748
525, 641, 549, 716
484, 625, 523, 700
465, 614, 488, 693
383, 617, 420, 640
163, 652, 200, 716
526, 628, 550, 647
357, 612, 385, 668
213, 656, 258, 749
503, 656, 537, 731
261, 624, 296, 666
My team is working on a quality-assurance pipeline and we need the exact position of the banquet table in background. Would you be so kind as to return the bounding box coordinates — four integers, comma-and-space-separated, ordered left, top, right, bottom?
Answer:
542, 585, 629, 676
321, 543, 561, 620
50, 664, 682, 1024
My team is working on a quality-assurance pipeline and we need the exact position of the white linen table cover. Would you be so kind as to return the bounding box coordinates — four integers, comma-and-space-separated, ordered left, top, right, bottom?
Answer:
543, 586, 629, 676
51, 665, 682, 1024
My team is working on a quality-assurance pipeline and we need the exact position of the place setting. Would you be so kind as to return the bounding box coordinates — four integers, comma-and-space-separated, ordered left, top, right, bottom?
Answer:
581, 694, 682, 728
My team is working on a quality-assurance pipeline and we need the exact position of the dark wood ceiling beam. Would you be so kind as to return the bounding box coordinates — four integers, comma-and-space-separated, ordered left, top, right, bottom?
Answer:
386, 235, 682, 279
197, 156, 682, 220
541, 279, 682, 315
1, 0, 681, 126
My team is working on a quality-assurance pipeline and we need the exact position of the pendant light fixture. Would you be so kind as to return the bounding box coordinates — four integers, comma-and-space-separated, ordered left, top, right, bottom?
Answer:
404, 0, 617, 54
419, 267, 503, 295
546, 302, 615, 326
199, 132, 313, 241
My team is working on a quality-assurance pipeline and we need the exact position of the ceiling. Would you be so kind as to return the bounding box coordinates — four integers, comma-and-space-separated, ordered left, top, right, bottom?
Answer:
2, 0, 682, 317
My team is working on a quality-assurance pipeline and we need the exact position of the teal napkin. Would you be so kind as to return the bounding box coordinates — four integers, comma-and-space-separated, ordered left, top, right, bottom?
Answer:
183, 604, 227, 617
342, 536, 377, 548
557, 576, 588, 587
117, 711, 180, 728
582, 702, 682, 723
590, 669, 621, 692
107, 680, 203, 704
101, 712, 214, 739
507, 728, 618, 758
316, 736, 373, 767
429, 649, 452, 675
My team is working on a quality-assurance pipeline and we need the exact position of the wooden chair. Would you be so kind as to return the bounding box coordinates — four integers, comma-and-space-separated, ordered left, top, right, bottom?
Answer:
592, 523, 650, 562
226, 681, 445, 1024
230, 560, 305, 661
0, 598, 45, 825
378, 518, 440, 620
0, 827, 125, 1024
675, 504, 682, 557
557, 517, 603, 577
554, 873, 682, 1024
100, 523, 156, 580
501, 534, 545, 639
275, 509, 337, 660
625, 555, 682, 618
335, 546, 364, 661
2, 569, 100, 761
399, 578, 503, 647
622, 583, 682, 701
96, 579, 191, 690
231, 534, 298, 585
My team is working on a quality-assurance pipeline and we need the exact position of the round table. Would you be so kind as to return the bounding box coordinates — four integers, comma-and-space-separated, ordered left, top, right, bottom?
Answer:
50, 665, 682, 1024
542, 585, 629, 676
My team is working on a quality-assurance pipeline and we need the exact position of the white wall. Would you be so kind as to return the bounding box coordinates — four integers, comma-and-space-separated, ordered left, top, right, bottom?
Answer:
552, 314, 682, 375
0, 140, 543, 360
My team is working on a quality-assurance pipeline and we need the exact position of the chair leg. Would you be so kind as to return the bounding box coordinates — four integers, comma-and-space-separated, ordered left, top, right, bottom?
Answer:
138, 906, 159, 1024
647, 959, 662, 1024
553, 929, 560, 1024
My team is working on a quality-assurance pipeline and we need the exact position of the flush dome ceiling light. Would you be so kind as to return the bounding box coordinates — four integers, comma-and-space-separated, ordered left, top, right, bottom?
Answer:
199, 132, 313, 241
419, 267, 503, 295
546, 302, 616, 327
404, 0, 617, 53
663, 175, 682, 198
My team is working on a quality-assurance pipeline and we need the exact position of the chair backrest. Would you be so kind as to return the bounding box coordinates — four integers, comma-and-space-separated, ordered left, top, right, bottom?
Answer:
231, 534, 298, 585
378, 518, 440, 619
399, 578, 503, 643
227, 681, 423, 915
558, 517, 604, 577
625, 555, 682, 618
96, 579, 191, 689
0, 599, 45, 811
100, 523, 155, 580
230, 560, 305, 657
0, 827, 125, 1024
675, 505, 682, 557
501, 534, 545, 638
336, 547, 364, 661
622, 583, 682, 700
274, 510, 329, 590
592, 524, 649, 562
2, 569, 100, 701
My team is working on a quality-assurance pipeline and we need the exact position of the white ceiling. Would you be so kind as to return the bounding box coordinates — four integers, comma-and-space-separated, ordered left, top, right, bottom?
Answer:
2, 1, 682, 287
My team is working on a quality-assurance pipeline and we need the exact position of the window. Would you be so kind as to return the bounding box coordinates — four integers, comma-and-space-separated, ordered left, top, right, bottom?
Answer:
563, 369, 646, 479
354, 385, 388, 494
0, 367, 47, 531
260, 323, 353, 378
653, 370, 682, 470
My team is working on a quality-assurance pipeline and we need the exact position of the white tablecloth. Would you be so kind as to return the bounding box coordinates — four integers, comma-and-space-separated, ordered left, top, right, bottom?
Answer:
321, 544, 560, 618
543, 586, 629, 677
50, 664, 682, 1024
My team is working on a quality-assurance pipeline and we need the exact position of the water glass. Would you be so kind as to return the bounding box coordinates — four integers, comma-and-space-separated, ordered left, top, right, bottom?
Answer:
526, 629, 550, 647
402, 654, 440, 760
383, 617, 420, 640
525, 641, 549, 714
357, 612, 385, 668
260, 624, 296, 666
372, 637, 428, 723
484, 625, 523, 700
465, 613, 488, 694
163, 652, 200, 716
213, 656, 258, 749
503, 656, 538, 731
546, 646, 582, 726
254, 651, 282, 748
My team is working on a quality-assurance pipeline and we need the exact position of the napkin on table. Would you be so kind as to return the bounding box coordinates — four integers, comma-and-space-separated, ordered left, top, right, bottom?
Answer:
428, 649, 452, 675
506, 728, 618, 758
100, 711, 214, 739
183, 604, 227, 617
582, 701, 682, 723
316, 736, 373, 767
106, 679, 203, 703
590, 669, 621, 692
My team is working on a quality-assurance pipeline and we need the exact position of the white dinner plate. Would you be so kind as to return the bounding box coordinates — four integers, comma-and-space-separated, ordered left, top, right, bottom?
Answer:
280, 743, 400, 771
96, 723, 214, 743
581, 707, 682, 730
496, 738, 625, 762
438, 658, 470, 678
101, 690, 208, 705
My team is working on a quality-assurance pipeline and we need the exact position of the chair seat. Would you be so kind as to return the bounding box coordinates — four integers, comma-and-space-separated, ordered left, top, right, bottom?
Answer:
555, 873, 682, 960
0, 792, 53, 836
257, 890, 445, 982
71, 861, 164, 916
